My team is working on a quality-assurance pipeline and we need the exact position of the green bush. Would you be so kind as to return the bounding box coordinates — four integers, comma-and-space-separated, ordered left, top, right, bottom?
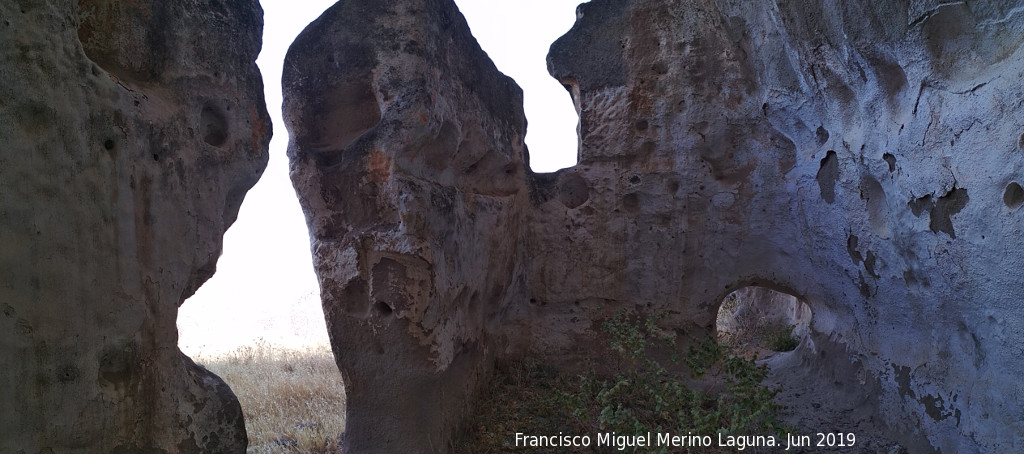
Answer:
453, 310, 790, 453
765, 324, 800, 352
564, 312, 788, 450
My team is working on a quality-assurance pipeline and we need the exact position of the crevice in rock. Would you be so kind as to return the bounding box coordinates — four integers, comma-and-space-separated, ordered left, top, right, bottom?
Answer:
929, 186, 969, 238
909, 186, 969, 237
816, 150, 839, 204
883, 153, 896, 172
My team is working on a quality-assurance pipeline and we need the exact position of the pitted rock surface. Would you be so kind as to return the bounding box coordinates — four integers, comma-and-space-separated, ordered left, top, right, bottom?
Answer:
285, 1, 529, 450
0, 1, 269, 452
286, 0, 1024, 452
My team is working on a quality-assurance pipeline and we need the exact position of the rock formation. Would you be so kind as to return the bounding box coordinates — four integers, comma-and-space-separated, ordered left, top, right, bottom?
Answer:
285, 1, 529, 450
285, 0, 1024, 452
0, 1, 270, 452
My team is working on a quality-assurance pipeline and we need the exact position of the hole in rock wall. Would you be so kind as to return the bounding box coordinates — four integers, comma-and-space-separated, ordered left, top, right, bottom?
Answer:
716, 286, 812, 357
816, 150, 839, 204
815, 125, 829, 145
200, 103, 229, 147
373, 301, 394, 316
1004, 182, 1024, 209
883, 153, 896, 173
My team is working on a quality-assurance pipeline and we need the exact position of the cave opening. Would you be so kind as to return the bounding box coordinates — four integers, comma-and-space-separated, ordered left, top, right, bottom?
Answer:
715, 286, 812, 358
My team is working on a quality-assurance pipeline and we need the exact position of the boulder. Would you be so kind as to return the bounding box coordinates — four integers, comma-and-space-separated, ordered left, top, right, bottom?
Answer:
0, 0, 270, 452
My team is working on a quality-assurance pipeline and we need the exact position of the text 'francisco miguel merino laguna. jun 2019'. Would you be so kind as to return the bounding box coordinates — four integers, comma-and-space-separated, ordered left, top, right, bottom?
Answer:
514, 431, 858, 451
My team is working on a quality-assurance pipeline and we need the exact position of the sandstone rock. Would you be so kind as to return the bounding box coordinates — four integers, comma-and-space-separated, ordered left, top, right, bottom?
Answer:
284, 1, 529, 451
0, 1, 269, 452
287, 0, 1024, 452
544, 2, 1024, 452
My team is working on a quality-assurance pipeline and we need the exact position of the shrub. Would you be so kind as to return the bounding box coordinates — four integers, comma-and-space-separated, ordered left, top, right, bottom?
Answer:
764, 324, 799, 352
454, 311, 790, 453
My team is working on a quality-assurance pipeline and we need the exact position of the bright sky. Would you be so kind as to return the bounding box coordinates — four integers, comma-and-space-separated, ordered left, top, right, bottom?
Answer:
177, 0, 581, 356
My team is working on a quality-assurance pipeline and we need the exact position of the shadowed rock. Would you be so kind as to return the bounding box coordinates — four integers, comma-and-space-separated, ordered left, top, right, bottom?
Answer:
286, 0, 1024, 452
0, 1, 270, 452
285, 1, 528, 451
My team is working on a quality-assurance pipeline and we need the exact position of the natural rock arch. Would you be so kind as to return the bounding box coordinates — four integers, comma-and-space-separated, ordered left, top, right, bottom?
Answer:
284, 0, 1024, 452
715, 285, 812, 355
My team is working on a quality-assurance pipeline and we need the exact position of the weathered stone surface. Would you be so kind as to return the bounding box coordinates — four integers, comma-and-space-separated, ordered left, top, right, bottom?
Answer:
286, 0, 1024, 452
0, 1, 269, 452
285, 1, 528, 450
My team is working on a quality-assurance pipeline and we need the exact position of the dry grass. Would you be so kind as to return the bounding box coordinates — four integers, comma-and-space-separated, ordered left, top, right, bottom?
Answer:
195, 341, 346, 453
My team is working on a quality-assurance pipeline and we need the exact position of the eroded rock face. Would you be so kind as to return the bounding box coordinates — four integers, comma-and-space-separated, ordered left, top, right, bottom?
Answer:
284, 1, 528, 450
0, 1, 269, 452
286, 0, 1024, 452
